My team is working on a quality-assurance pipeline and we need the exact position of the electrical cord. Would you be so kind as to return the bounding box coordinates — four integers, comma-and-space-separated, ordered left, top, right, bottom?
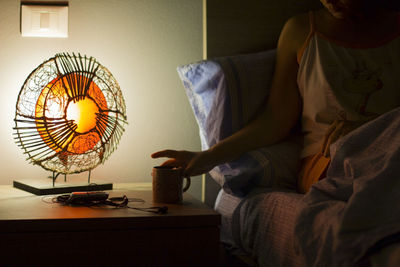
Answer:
52, 193, 168, 214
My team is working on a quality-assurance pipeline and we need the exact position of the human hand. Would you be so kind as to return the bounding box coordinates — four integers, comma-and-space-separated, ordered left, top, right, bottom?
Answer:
151, 149, 215, 177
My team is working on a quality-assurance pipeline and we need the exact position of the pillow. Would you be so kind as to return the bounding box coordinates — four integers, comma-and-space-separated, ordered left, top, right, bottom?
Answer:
177, 50, 301, 196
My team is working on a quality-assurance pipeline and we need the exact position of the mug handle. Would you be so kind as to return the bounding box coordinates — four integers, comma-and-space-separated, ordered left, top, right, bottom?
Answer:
182, 177, 191, 192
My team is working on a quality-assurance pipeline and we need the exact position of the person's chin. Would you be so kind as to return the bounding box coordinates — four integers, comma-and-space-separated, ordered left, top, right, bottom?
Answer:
330, 8, 359, 20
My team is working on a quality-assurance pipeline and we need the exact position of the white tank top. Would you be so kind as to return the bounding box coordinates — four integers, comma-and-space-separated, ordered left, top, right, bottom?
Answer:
297, 12, 400, 158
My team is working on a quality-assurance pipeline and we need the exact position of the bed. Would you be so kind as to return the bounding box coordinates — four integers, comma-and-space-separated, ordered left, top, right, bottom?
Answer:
178, 1, 400, 266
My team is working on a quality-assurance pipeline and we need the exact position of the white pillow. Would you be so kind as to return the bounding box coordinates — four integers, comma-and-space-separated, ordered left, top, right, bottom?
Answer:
178, 50, 301, 196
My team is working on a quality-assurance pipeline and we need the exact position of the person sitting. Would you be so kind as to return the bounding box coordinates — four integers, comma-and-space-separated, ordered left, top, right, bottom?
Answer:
152, 0, 400, 194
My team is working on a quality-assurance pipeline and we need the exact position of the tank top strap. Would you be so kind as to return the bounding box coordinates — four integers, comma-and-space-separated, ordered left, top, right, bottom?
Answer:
297, 11, 315, 64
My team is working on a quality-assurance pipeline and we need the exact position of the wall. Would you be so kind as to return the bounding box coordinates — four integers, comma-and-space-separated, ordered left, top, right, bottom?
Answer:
206, 0, 322, 58
0, 0, 203, 199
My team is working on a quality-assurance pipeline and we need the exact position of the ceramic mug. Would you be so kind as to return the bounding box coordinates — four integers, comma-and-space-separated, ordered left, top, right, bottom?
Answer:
152, 166, 191, 204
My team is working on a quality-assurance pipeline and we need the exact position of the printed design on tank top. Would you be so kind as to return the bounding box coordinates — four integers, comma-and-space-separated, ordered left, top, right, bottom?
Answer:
322, 57, 391, 119
342, 60, 383, 116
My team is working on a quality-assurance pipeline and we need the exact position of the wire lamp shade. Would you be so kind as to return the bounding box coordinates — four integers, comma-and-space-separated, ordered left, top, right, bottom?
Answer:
14, 53, 127, 177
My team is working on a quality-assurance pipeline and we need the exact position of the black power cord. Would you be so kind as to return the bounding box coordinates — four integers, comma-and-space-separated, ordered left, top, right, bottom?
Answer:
54, 192, 168, 214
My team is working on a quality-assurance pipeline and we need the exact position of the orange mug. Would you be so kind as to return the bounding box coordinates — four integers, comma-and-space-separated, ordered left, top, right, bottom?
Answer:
152, 166, 191, 204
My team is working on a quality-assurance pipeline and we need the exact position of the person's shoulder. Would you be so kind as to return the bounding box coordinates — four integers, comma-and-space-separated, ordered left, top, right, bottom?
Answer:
279, 11, 313, 51
285, 12, 310, 31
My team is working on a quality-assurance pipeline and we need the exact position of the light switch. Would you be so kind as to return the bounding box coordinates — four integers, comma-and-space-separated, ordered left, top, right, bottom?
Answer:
21, 4, 68, 38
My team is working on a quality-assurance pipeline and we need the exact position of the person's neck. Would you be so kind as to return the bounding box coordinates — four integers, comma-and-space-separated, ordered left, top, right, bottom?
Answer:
326, 7, 383, 27
345, 7, 379, 24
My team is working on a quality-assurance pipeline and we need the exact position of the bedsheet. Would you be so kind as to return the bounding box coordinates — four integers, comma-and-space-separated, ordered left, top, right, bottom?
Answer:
215, 107, 400, 267
216, 187, 304, 266
294, 106, 400, 266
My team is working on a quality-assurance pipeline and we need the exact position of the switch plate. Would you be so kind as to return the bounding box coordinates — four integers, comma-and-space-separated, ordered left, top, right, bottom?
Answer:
21, 4, 68, 38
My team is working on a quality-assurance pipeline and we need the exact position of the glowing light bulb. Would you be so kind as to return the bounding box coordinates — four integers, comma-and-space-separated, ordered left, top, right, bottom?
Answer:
66, 98, 99, 133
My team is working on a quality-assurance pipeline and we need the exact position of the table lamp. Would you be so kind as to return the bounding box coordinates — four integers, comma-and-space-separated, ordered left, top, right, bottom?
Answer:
13, 53, 127, 195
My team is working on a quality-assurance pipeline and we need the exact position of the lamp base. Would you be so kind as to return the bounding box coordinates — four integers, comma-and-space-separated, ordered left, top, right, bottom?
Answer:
13, 179, 113, 195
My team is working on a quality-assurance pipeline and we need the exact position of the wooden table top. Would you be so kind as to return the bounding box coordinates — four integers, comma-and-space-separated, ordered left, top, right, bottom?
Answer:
0, 183, 220, 233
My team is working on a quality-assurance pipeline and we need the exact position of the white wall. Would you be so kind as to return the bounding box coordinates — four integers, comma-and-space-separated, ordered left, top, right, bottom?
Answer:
0, 0, 203, 199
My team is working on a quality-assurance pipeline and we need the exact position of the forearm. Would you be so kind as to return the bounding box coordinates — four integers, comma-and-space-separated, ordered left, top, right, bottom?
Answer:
207, 105, 298, 166
152, 14, 305, 177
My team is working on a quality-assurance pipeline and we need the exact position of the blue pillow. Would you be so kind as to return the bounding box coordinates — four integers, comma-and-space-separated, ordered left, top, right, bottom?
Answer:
177, 50, 301, 196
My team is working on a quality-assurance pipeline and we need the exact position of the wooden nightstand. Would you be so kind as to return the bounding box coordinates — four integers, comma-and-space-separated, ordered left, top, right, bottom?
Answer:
0, 183, 221, 266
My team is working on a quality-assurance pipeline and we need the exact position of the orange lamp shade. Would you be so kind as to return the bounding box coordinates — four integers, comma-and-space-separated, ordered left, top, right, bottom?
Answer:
35, 73, 108, 155
14, 53, 127, 174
